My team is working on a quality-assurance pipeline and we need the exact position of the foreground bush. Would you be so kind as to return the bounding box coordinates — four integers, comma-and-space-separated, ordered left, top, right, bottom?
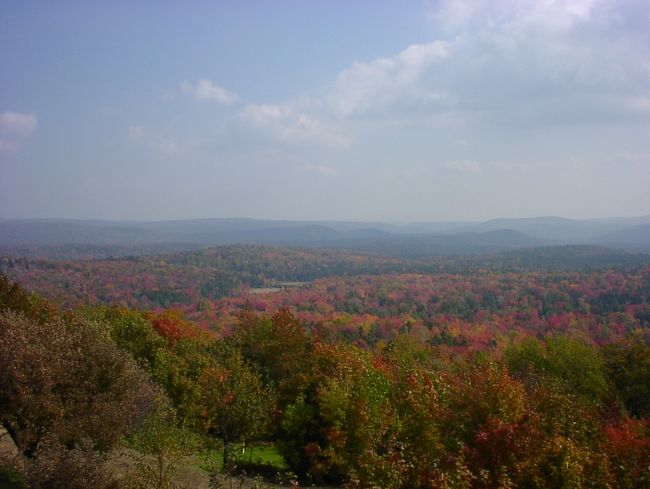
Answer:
0, 303, 163, 488
0, 311, 159, 454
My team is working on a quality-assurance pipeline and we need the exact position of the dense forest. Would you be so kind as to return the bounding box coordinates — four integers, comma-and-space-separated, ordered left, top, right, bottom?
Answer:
1, 245, 650, 488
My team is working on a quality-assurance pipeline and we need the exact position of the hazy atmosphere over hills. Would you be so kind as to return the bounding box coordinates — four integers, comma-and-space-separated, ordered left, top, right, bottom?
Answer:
2, 215, 650, 256
1, 0, 649, 221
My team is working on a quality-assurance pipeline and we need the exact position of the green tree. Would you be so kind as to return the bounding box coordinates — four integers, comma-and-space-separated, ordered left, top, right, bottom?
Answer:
229, 308, 316, 411
127, 410, 198, 489
602, 335, 650, 417
506, 336, 608, 404
198, 350, 272, 469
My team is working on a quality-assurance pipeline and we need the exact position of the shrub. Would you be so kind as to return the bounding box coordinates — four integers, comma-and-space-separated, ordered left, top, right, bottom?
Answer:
0, 310, 160, 455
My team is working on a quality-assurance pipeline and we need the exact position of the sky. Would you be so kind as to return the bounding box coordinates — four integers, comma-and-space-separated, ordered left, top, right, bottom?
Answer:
1, 0, 649, 222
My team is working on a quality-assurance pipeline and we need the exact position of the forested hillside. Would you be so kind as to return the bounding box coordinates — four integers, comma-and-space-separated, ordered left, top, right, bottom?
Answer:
1, 244, 650, 488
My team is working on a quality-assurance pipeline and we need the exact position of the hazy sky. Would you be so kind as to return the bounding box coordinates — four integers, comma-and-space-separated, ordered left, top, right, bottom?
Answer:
1, 0, 649, 222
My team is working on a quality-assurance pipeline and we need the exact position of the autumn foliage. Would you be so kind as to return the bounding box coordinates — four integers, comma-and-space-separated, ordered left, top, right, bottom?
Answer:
1, 244, 650, 488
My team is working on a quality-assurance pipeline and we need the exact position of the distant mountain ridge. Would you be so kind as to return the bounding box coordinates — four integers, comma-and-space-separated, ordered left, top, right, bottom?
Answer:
1, 216, 649, 255
597, 223, 650, 247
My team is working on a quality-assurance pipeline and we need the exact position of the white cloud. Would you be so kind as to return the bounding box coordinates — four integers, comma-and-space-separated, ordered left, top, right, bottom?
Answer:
0, 112, 38, 135
229, 41, 452, 149
238, 103, 350, 148
240, 104, 291, 124
429, 0, 599, 35
422, 0, 650, 125
328, 41, 451, 117
214, 0, 648, 164
181, 79, 238, 104
128, 125, 178, 155
0, 111, 38, 152
445, 159, 483, 174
